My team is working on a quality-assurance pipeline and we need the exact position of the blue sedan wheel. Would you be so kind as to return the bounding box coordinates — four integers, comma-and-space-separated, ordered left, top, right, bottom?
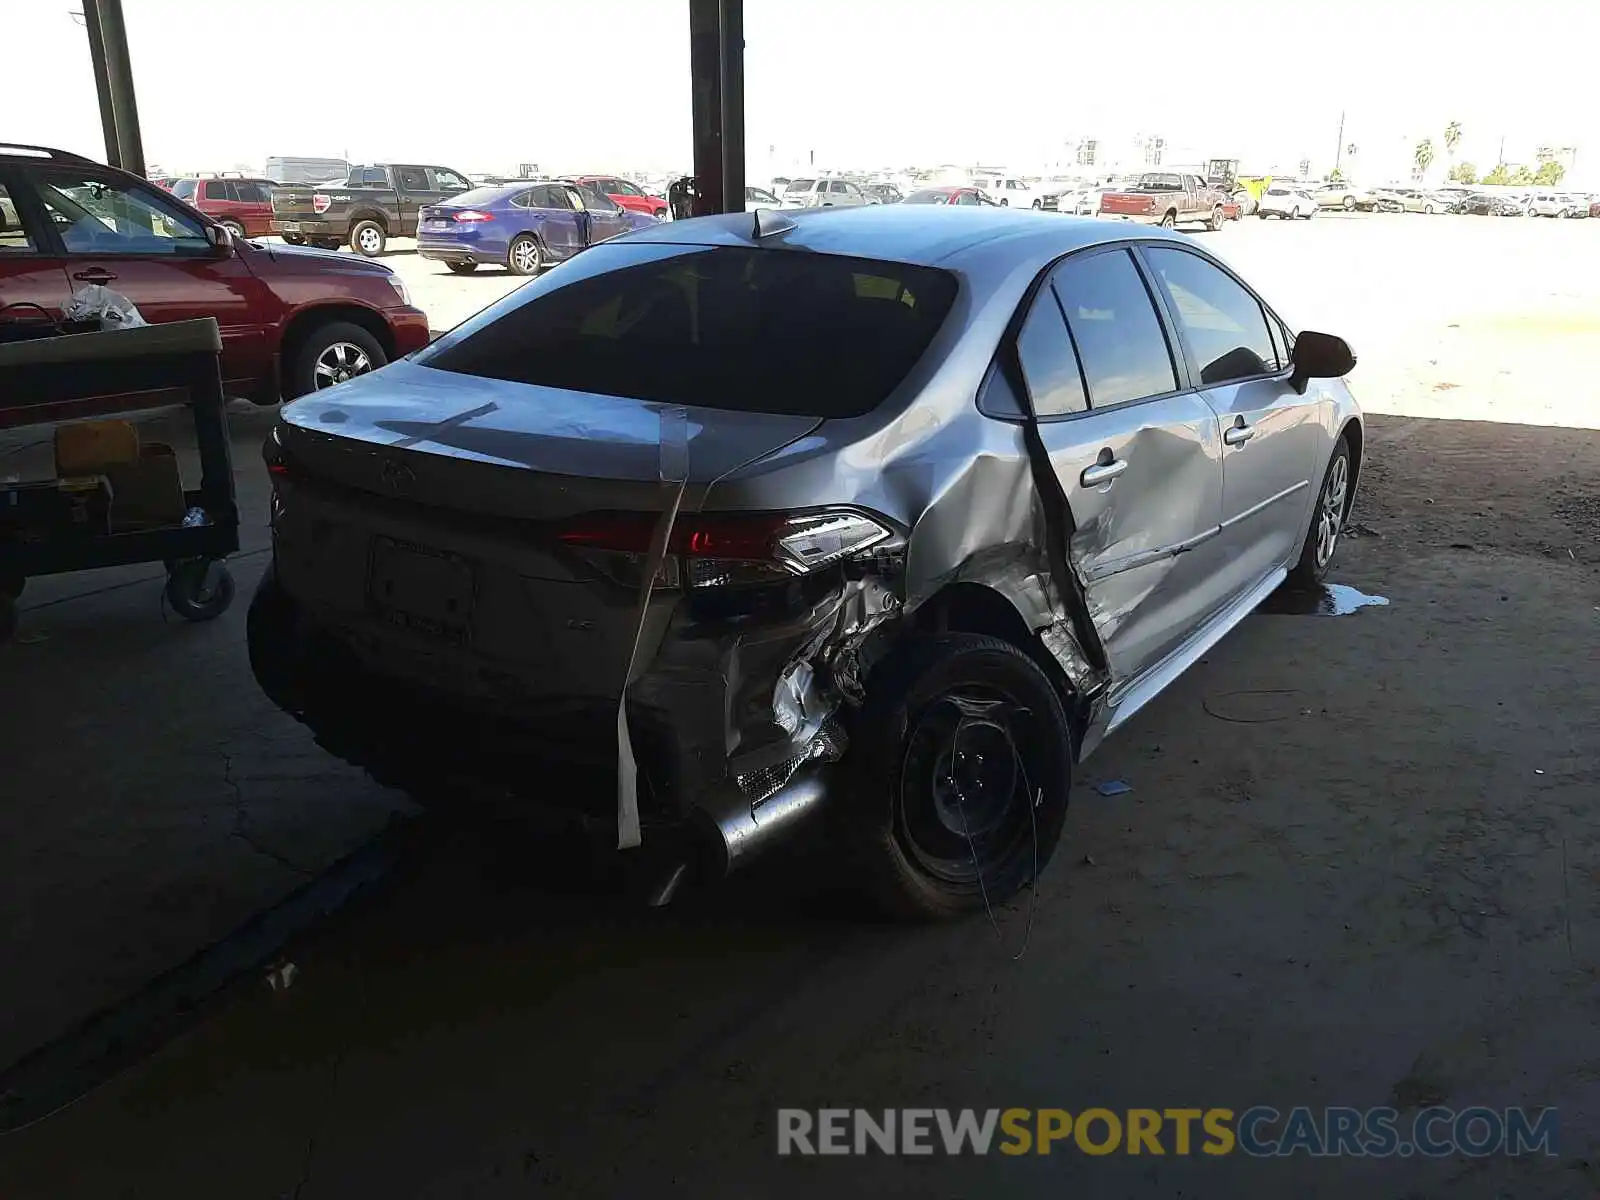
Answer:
508, 234, 543, 276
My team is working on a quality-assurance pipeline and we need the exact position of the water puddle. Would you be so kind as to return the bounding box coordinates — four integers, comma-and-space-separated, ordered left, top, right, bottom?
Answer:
1260, 583, 1390, 616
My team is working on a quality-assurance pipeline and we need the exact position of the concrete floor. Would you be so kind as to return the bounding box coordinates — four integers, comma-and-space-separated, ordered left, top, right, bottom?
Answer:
1, 215, 1598, 1197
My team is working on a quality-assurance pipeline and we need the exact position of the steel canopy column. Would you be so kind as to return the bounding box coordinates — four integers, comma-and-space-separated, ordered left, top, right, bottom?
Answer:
81, 0, 122, 170
688, 0, 725, 216
94, 0, 146, 178
718, 0, 744, 214
688, 0, 743, 215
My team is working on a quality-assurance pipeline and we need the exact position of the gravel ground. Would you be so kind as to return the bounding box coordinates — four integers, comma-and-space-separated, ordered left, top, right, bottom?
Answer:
1, 212, 1597, 1198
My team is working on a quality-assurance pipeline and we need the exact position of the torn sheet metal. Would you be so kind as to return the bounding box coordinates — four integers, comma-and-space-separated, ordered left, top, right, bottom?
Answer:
615, 406, 689, 849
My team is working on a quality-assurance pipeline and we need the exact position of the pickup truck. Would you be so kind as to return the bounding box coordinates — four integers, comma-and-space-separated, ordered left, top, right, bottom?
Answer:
271, 163, 474, 256
1098, 172, 1230, 230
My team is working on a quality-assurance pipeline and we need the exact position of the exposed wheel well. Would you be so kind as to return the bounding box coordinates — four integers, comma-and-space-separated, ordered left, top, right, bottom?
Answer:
278, 305, 396, 392
910, 582, 1080, 710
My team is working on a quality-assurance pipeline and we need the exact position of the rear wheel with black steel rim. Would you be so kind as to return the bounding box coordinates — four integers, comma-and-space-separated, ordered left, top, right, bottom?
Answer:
842, 634, 1072, 918
507, 234, 543, 275
1290, 435, 1352, 587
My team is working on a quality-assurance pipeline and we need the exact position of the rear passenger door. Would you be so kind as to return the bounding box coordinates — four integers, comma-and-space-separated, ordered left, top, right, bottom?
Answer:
1139, 243, 1326, 600
1021, 245, 1226, 688
533, 185, 583, 258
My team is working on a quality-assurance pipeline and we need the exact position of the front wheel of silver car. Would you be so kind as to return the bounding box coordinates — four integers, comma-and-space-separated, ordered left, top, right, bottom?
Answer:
1290, 435, 1352, 587
840, 634, 1072, 919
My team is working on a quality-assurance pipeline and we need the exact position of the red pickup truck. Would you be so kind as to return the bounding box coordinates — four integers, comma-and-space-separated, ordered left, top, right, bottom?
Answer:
1099, 172, 1230, 231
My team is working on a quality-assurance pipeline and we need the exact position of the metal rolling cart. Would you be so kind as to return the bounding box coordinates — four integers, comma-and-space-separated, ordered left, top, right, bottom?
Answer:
0, 317, 239, 643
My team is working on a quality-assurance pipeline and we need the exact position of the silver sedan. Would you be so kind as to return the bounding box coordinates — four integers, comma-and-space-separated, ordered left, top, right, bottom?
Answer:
250, 206, 1363, 918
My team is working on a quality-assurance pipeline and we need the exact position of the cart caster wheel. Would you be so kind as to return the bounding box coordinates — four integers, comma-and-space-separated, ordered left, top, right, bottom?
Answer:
165, 559, 235, 622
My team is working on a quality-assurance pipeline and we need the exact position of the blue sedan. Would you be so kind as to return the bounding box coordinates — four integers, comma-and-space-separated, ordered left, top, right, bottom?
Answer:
417, 181, 658, 275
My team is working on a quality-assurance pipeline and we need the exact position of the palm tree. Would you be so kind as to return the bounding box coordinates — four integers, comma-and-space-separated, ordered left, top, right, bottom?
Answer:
1414, 138, 1436, 180
1444, 121, 1462, 158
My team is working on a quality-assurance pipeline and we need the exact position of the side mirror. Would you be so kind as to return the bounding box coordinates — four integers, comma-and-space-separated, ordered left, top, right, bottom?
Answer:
206, 223, 235, 254
1289, 330, 1356, 393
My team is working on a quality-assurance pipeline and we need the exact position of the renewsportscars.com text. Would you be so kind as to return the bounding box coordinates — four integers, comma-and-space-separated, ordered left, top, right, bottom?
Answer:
776, 1106, 1559, 1158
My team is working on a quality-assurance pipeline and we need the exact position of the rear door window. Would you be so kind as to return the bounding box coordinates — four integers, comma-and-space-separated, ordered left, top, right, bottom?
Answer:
0, 182, 38, 252
1052, 248, 1179, 407
423, 245, 958, 418
1014, 284, 1088, 417
398, 167, 430, 191
202, 180, 229, 201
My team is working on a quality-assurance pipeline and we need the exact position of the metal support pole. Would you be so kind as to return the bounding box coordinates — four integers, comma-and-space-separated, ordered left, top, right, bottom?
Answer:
688, 0, 725, 217
95, 0, 145, 178
718, 0, 745, 214
81, 0, 122, 169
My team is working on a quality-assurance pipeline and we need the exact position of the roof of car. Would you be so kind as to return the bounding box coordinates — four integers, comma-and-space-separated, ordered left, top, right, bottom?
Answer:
618, 203, 1187, 268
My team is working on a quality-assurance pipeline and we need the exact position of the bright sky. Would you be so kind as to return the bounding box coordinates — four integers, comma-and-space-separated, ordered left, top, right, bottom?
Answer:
10, 0, 1597, 182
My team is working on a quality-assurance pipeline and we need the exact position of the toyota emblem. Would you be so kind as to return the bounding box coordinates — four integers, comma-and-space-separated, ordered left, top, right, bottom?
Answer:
380, 458, 417, 495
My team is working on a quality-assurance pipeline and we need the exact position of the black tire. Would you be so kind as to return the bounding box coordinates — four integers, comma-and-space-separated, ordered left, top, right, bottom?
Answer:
1208, 205, 1224, 231
507, 233, 543, 275
313, 238, 342, 250
165, 559, 235, 622
840, 633, 1073, 919
1289, 436, 1353, 587
446, 261, 479, 275
288, 320, 388, 398
1258, 210, 1269, 219
1160, 210, 1177, 228
999, 198, 1009, 207
1342, 195, 1356, 211
1031, 199, 1042, 210
350, 218, 386, 257
281, 232, 307, 245
219, 219, 246, 239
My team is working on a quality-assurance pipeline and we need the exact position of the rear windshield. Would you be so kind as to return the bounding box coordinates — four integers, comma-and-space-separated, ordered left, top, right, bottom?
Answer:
784, 179, 816, 193
442, 185, 518, 209
171, 179, 198, 200
424, 244, 957, 418
904, 189, 950, 204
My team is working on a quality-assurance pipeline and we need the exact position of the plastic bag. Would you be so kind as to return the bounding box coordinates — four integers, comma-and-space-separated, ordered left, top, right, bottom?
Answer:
62, 285, 147, 331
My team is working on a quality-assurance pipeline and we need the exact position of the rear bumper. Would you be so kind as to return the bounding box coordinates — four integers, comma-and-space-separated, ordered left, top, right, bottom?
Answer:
246, 558, 844, 872
275, 217, 339, 238
417, 242, 493, 264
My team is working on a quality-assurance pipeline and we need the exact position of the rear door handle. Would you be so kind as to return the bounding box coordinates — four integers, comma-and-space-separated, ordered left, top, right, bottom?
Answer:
1224, 422, 1255, 446
71, 268, 117, 284
1080, 457, 1128, 487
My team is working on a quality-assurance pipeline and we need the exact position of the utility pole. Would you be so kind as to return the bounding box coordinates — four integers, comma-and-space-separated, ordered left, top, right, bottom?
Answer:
81, 0, 145, 177
1497, 135, 1505, 166
1333, 110, 1345, 174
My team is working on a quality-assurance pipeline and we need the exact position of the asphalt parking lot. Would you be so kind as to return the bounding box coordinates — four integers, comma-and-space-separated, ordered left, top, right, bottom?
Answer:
1, 212, 1597, 1198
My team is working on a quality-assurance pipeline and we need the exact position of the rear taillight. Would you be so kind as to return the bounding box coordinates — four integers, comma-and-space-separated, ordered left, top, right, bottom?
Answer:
558, 509, 892, 588
264, 425, 292, 478
311, 193, 331, 214
453, 210, 494, 223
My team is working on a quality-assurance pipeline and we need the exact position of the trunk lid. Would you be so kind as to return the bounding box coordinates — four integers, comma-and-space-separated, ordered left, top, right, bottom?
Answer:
272, 360, 822, 709
279, 358, 822, 521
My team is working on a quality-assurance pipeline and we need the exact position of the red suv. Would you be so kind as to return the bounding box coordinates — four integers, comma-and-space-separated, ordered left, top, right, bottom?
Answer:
572, 175, 667, 220
169, 176, 278, 238
0, 145, 430, 404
